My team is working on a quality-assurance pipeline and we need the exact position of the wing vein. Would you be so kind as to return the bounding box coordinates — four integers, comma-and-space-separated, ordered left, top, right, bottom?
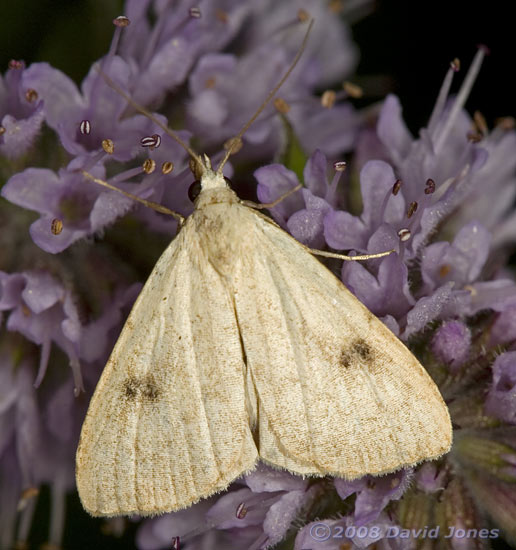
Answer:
266, 254, 318, 467
356, 365, 405, 465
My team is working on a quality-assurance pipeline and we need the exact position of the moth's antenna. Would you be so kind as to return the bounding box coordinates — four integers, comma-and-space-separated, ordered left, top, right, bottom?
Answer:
97, 70, 203, 170
80, 170, 185, 225
216, 18, 314, 174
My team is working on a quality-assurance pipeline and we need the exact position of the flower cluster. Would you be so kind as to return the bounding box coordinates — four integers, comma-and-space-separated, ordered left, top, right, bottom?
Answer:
1, 1, 516, 549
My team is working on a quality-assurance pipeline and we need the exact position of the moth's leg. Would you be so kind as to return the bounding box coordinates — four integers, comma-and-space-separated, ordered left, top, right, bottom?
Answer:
308, 248, 395, 261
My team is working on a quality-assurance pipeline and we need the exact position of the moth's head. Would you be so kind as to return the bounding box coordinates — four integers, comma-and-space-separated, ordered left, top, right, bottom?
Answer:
187, 153, 233, 204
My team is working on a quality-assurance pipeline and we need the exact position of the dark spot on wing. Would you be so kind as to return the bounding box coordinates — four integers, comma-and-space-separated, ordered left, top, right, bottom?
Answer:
353, 339, 372, 360
142, 380, 160, 400
122, 375, 160, 402
340, 349, 351, 368
123, 378, 139, 398
340, 338, 373, 369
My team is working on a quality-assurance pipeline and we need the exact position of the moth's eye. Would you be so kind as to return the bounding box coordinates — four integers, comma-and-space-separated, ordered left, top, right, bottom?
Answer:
224, 177, 233, 189
188, 181, 202, 202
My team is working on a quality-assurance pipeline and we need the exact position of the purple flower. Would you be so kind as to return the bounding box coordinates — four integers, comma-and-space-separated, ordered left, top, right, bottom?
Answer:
256, 150, 350, 247
431, 320, 471, 372
0, 356, 42, 547
294, 518, 349, 550
420, 221, 491, 293
0, 60, 45, 158
120, 0, 251, 106
485, 353, 516, 424
490, 303, 516, 347
2, 126, 189, 252
0, 358, 41, 484
288, 98, 358, 158
0, 270, 84, 393
186, 46, 290, 153
246, 0, 358, 89
335, 469, 412, 526
325, 160, 405, 251
183, 0, 360, 159
22, 58, 179, 162
2, 164, 126, 253
255, 163, 305, 228
187, 45, 358, 159
415, 462, 447, 494
342, 252, 413, 322
0, 269, 140, 394
136, 499, 216, 550
137, 463, 316, 549
372, 48, 514, 264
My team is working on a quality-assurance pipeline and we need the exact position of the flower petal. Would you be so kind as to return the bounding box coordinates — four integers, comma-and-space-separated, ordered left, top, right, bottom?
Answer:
377, 95, 413, 165
255, 164, 303, 227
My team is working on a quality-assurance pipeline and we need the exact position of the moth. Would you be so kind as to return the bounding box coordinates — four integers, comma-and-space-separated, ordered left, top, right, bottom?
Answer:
76, 20, 452, 517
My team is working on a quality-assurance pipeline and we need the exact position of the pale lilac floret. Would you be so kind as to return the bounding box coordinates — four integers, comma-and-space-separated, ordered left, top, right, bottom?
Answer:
256, 150, 353, 247
0, 270, 83, 393
0, 270, 140, 394
255, 163, 305, 227
431, 320, 471, 371
0, 61, 45, 158
485, 353, 516, 424
420, 221, 491, 292
120, 0, 251, 106
187, 47, 290, 152
187, 45, 359, 158
415, 462, 447, 493
246, 0, 358, 89
21, 58, 170, 162
490, 304, 516, 347
0, 358, 42, 545
2, 165, 132, 253
335, 470, 412, 526
325, 160, 406, 251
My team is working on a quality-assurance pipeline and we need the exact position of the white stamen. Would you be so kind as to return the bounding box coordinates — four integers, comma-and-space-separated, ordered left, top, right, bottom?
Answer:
434, 47, 487, 153
428, 60, 458, 136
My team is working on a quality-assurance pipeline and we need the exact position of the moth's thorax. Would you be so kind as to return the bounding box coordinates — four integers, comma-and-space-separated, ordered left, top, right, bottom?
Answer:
195, 179, 239, 210
192, 190, 248, 278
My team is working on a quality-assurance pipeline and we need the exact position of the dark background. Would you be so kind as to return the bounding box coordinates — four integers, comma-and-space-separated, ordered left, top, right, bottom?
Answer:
353, 1, 515, 134
1, 0, 514, 549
